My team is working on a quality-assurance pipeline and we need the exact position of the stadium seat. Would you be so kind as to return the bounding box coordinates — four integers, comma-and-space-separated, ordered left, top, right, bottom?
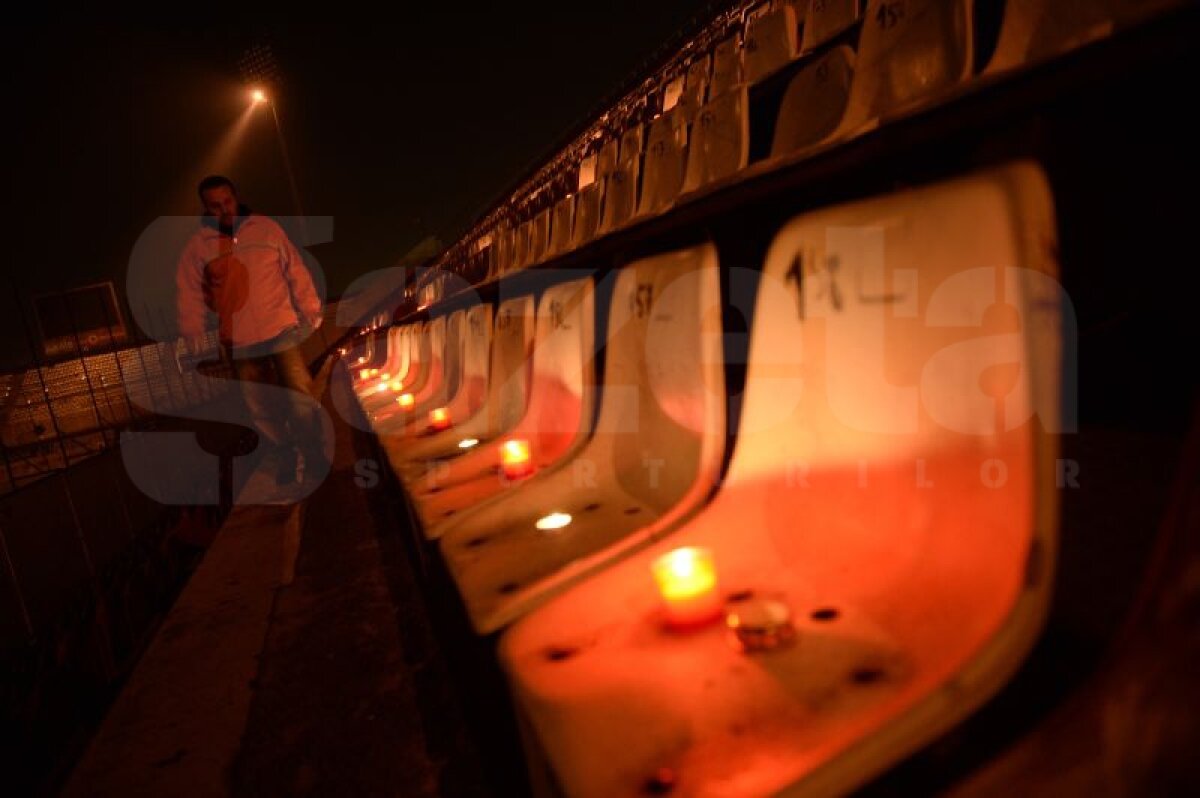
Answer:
677, 55, 711, 122
407, 282, 593, 537
839, 0, 974, 133
681, 87, 750, 193
571, 183, 603, 249
987, 0, 1180, 74
438, 243, 726, 633
636, 109, 689, 217
744, 3, 800, 83
770, 45, 856, 156
368, 314, 449, 426
709, 34, 743, 98
512, 221, 531, 272
500, 163, 1063, 798
547, 195, 575, 257
599, 125, 644, 234
529, 208, 551, 265
801, 0, 861, 52
385, 295, 534, 473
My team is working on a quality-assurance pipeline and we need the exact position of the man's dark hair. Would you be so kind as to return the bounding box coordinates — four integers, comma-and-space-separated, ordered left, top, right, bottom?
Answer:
197, 175, 237, 200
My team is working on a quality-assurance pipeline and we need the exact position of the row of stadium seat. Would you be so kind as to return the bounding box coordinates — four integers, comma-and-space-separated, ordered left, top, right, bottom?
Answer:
466, 0, 1175, 286
346, 162, 1065, 795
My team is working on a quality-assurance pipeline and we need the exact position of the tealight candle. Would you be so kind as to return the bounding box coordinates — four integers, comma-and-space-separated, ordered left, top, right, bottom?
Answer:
389, 379, 403, 391
359, 368, 371, 380
397, 393, 415, 410
428, 407, 452, 432
651, 547, 722, 628
500, 439, 533, 480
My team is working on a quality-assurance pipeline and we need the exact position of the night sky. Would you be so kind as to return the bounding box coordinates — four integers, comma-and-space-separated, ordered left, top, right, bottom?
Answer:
2, 7, 710, 367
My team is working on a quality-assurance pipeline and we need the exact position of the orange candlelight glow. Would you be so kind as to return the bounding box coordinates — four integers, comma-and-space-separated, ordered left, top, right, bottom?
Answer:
397, 393, 415, 410
428, 407, 452, 431
500, 438, 533, 480
651, 547, 721, 628
359, 368, 371, 380
389, 379, 403, 391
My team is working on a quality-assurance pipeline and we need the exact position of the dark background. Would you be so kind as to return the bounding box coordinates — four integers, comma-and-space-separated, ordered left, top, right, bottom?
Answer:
0, 7, 711, 366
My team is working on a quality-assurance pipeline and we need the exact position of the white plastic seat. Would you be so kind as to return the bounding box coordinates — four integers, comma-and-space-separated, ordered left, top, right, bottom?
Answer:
599, 126, 644, 234
547, 196, 575, 257
801, 0, 861, 52
529, 208, 551, 265
385, 295, 535, 474
501, 163, 1063, 798
770, 44, 856, 157
439, 244, 726, 633
407, 282, 595, 537
511, 221, 531, 272
382, 305, 490, 444
681, 86, 750, 193
987, 0, 1179, 75
744, 3, 800, 83
368, 314, 448, 425
677, 55, 711, 122
637, 109, 689, 217
571, 183, 603, 248
838, 0, 974, 133
709, 34, 743, 98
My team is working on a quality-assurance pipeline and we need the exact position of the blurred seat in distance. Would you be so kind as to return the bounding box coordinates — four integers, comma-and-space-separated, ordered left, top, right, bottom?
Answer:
571, 182, 603, 249
411, 280, 595, 538
744, 3, 800, 83
547, 195, 575, 257
599, 125, 644, 234
677, 55, 711, 122
389, 295, 535, 478
801, 0, 862, 52
500, 162, 1064, 798
709, 34, 743, 98
637, 109, 689, 217
838, 0, 973, 133
367, 313, 450, 427
438, 244, 726, 633
987, 0, 1182, 74
529, 208, 551, 265
770, 45, 856, 157
682, 87, 750, 193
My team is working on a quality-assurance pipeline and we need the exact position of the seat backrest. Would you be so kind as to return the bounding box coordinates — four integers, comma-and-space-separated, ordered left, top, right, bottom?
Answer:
678, 55, 712, 121
986, 0, 1178, 74
446, 304, 492, 421
682, 87, 750, 194
770, 44, 856, 157
529, 208, 551, 265
745, 3, 800, 83
594, 243, 725, 512
518, 278, 596, 461
512, 221, 531, 272
801, 0, 861, 52
547, 196, 575, 257
595, 139, 620, 182
600, 125, 644, 234
841, 0, 973, 131
571, 183, 603, 249
637, 110, 689, 217
709, 34, 743, 98
737, 161, 1060, 510
411, 315, 446, 405
485, 295, 537, 436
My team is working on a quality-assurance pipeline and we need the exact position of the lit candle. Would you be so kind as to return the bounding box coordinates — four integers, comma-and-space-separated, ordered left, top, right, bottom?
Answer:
359, 368, 371, 380
651, 547, 721, 628
428, 407, 452, 432
397, 393, 415, 410
389, 379, 403, 391
500, 438, 533, 480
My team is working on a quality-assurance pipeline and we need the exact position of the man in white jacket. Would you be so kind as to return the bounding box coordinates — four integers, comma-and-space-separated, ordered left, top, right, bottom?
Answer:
176, 175, 326, 484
